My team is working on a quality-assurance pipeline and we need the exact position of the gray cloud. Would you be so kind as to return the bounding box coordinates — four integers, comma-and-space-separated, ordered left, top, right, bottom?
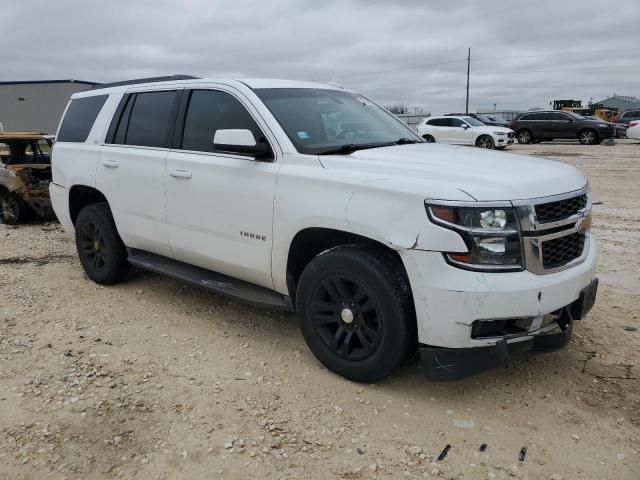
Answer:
4, 0, 640, 113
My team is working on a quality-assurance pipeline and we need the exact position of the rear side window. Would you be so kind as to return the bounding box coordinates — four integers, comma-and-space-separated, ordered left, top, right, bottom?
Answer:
124, 91, 177, 148
57, 95, 108, 142
180, 90, 264, 153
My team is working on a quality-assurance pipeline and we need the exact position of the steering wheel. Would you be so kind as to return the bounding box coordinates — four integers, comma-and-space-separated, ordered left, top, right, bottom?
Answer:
334, 129, 361, 141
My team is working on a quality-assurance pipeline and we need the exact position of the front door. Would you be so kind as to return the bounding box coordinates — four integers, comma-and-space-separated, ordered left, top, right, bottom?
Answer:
165, 88, 279, 289
447, 118, 474, 144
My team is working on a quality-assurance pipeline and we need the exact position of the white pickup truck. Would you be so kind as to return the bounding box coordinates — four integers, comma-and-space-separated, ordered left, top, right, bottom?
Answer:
50, 76, 598, 382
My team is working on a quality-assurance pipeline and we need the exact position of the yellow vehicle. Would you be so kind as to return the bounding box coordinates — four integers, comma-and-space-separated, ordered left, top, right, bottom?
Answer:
561, 106, 591, 116
591, 108, 616, 122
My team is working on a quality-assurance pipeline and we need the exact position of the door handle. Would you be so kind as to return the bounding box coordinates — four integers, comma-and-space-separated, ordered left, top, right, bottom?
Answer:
169, 170, 192, 179
101, 159, 120, 168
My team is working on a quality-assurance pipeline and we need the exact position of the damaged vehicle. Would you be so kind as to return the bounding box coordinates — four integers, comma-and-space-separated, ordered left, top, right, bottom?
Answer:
0, 132, 54, 224
50, 77, 598, 382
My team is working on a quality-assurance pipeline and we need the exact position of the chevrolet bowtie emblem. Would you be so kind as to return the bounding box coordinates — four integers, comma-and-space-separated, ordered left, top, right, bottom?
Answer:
576, 213, 592, 233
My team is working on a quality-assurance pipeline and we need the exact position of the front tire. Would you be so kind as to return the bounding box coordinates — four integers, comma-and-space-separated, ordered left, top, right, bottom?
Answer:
579, 128, 597, 145
75, 203, 130, 284
516, 129, 533, 144
296, 245, 416, 382
422, 134, 436, 143
476, 135, 495, 149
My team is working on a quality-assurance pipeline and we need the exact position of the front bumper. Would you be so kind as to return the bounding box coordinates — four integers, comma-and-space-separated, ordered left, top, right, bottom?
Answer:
420, 278, 597, 381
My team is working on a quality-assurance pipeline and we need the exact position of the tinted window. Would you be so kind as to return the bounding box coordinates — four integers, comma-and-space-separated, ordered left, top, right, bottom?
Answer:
57, 95, 108, 142
181, 90, 264, 153
449, 118, 465, 127
427, 118, 440, 126
521, 113, 543, 121
125, 91, 177, 148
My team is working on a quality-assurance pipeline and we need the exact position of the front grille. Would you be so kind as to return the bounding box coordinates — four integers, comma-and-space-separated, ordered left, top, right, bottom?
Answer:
542, 232, 585, 269
535, 194, 587, 223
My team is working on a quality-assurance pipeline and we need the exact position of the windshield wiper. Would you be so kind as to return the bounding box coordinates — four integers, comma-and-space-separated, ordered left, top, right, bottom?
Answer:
317, 138, 421, 155
317, 142, 394, 155
393, 137, 420, 145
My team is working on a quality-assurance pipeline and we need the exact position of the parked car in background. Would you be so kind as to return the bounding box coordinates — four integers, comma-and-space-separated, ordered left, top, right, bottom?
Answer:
509, 111, 615, 145
615, 109, 640, 126
445, 112, 508, 127
626, 120, 640, 139
50, 76, 597, 382
0, 132, 54, 224
417, 115, 514, 149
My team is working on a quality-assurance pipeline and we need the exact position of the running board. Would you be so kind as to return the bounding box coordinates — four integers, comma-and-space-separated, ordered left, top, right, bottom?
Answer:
127, 249, 292, 311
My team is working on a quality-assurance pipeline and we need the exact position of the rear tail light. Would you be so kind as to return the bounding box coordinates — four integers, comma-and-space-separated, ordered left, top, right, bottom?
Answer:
630, 121, 638, 127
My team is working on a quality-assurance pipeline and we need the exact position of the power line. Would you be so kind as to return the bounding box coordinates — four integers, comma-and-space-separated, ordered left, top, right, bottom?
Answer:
327, 47, 640, 82
473, 47, 640, 62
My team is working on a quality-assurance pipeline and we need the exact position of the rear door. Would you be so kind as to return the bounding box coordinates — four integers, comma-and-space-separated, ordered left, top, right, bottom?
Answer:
96, 89, 181, 256
164, 87, 279, 289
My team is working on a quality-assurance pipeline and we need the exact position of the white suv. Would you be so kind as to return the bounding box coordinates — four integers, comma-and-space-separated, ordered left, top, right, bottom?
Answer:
50, 76, 598, 382
417, 115, 514, 149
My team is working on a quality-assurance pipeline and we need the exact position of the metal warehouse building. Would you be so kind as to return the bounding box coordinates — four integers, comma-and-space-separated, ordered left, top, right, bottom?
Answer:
0, 80, 98, 134
593, 95, 640, 113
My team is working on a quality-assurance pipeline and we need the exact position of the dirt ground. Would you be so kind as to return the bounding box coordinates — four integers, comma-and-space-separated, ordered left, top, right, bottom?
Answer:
1, 139, 639, 480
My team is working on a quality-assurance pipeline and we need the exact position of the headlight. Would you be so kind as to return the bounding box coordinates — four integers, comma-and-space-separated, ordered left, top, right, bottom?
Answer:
596, 123, 609, 128
493, 131, 507, 135
425, 202, 523, 272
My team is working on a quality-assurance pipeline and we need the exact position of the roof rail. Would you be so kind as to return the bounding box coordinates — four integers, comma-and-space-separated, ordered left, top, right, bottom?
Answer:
91, 75, 200, 90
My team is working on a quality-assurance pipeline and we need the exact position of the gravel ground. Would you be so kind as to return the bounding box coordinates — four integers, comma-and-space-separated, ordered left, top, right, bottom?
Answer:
1, 139, 639, 480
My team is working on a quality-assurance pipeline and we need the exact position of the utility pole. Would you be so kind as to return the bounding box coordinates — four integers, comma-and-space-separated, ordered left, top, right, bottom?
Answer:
465, 47, 471, 115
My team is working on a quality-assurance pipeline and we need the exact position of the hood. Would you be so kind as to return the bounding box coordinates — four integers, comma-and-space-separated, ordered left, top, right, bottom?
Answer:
318, 143, 587, 202
476, 125, 512, 134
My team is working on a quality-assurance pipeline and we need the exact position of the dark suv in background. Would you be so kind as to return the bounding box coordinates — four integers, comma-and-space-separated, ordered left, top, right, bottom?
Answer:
446, 112, 509, 127
509, 111, 615, 145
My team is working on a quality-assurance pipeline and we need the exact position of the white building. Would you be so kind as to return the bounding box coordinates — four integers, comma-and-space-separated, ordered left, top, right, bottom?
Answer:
0, 80, 98, 133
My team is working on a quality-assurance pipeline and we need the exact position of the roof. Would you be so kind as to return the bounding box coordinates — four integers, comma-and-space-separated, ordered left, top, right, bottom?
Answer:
594, 95, 640, 105
0, 132, 52, 140
72, 77, 345, 99
0, 79, 99, 86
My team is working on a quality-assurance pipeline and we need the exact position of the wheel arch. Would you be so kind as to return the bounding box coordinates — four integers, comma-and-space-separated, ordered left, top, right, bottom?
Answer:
285, 227, 409, 299
68, 185, 109, 226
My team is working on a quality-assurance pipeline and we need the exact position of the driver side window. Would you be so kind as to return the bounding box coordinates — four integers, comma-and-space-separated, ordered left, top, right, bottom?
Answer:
448, 118, 465, 128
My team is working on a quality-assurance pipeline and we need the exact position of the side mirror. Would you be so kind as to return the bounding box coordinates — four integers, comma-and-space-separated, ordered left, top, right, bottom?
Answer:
213, 129, 271, 158
461, 123, 469, 129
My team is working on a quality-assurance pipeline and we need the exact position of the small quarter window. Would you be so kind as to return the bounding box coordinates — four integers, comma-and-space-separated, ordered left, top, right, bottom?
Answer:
57, 95, 108, 142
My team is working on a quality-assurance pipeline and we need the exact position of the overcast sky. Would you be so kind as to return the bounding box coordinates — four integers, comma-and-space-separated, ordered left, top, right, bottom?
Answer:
4, 0, 640, 113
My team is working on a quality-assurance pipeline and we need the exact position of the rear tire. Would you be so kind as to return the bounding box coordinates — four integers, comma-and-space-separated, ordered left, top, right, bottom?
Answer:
422, 134, 436, 143
579, 128, 597, 145
296, 245, 416, 382
516, 129, 533, 144
476, 135, 495, 149
0, 192, 24, 225
75, 203, 130, 284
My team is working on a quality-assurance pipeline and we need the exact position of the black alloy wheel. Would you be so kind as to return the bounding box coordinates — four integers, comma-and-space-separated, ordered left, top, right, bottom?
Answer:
309, 274, 382, 362
423, 135, 436, 143
78, 220, 107, 273
75, 203, 130, 284
296, 245, 416, 382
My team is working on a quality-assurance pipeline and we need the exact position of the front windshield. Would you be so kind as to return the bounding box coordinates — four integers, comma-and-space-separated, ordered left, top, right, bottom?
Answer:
462, 116, 485, 127
254, 88, 421, 154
